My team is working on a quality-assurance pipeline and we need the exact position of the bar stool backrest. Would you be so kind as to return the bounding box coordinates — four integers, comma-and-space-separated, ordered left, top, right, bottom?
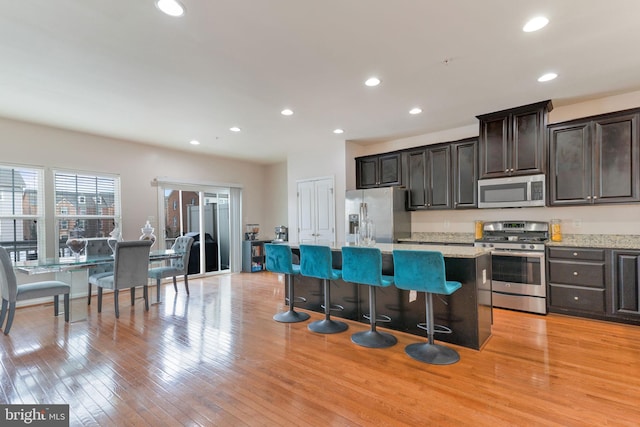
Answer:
342, 246, 392, 287
299, 245, 339, 280
393, 250, 452, 294
265, 244, 299, 275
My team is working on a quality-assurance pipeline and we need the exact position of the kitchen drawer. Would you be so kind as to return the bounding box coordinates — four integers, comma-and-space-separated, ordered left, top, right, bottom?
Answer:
548, 260, 605, 288
547, 247, 605, 261
549, 284, 606, 313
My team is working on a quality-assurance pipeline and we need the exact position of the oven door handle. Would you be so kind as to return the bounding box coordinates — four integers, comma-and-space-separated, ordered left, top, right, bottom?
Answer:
491, 250, 544, 259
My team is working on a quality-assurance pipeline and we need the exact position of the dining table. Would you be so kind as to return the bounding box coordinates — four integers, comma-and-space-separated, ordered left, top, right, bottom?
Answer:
15, 249, 183, 322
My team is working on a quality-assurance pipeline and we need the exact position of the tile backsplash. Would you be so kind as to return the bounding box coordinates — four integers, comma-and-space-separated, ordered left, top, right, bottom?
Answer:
411, 203, 640, 236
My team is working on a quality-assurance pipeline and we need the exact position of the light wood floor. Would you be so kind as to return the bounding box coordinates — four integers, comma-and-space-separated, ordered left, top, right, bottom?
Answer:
2, 272, 640, 426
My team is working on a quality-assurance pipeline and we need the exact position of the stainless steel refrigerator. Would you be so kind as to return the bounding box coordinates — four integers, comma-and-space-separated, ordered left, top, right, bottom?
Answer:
345, 187, 411, 244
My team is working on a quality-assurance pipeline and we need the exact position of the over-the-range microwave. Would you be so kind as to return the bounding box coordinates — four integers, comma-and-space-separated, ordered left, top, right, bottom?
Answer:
477, 174, 545, 208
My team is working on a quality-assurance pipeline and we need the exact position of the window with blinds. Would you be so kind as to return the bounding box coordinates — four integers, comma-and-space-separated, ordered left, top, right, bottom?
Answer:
0, 165, 44, 261
54, 171, 121, 255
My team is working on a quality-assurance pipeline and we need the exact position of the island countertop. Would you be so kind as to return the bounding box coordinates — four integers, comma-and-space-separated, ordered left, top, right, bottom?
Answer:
287, 242, 491, 259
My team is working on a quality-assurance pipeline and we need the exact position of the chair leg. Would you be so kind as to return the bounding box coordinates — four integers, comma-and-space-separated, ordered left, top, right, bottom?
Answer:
87, 283, 92, 305
64, 294, 70, 322
143, 285, 149, 311
0, 299, 8, 331
4, 302, 16, 335
97, 288, 103, 313
157, 278, 162, 302
351, 285, 397, 348
130, 287, 135, 305
184, 275, 189, 295
173, 276, 178, 293
308, 279, 348, 334
274, 274, 309, 323
114, 289, 120, 319
54, 295, 59, 316
405, 292, 460, 365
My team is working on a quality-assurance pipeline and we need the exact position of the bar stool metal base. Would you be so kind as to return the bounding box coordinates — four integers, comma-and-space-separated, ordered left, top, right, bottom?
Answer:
308, 319, 348, 334
273, 310, 310, 323
405, 342, 460, 365
351, 330, 397, 348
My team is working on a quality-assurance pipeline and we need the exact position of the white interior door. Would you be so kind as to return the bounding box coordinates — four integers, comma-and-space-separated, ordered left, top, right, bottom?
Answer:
314, 178, 335, 244
297, 180, 315, 243
296, 177, 335, 244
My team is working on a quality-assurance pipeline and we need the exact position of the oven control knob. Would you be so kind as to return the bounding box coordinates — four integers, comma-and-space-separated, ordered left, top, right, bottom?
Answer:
529, 245, 535, 250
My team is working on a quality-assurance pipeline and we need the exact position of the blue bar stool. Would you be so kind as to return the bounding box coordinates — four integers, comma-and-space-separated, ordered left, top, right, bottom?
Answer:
299, 245, 348, 334
393, 250, 462, 365
265, 243, 310, 323
342, 246, 397, 348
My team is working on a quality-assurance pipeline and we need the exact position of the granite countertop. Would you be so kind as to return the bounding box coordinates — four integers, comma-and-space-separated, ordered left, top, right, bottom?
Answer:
375, 243, 489, 258
288, 241, 490, 258
546, 234, 640, 249
400, 231, 640, 250
398, 232, 475, 245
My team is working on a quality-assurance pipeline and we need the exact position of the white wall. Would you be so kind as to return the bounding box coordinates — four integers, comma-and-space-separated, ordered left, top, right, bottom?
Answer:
344, 90, 640, 236
263, 161, 288, 238
0, 116, 268, 247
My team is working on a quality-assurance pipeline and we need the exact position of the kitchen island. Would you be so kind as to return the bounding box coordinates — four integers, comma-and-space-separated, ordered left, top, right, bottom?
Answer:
287, 243, 492, 350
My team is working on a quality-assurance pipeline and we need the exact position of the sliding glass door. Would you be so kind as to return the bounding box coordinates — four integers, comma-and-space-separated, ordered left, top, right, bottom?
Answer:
160, 186, 235, 275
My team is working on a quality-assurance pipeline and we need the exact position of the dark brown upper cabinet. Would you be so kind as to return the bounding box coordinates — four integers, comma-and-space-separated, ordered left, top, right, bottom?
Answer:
549, 109, 640, 206
406, 145, 451, 210
356, 152, 402, 188
477, 100, 552, 179
452, 138, 478, 208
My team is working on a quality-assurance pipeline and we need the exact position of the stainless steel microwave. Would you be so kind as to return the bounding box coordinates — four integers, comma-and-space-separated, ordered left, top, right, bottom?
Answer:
477, 174, 545, 208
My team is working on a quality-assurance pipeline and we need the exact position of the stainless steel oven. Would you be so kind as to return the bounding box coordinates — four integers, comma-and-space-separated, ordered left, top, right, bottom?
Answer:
474, 221, 548, 314
490, 250, 546, 313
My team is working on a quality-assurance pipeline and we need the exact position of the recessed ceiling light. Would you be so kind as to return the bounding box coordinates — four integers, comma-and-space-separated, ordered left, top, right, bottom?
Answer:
156, 0, 185, 17
538, 72, 558, 82
365, 77, 381, 87
523, 16, 549, 32
189, 140, 200, 145
333, 129, 344, 134
230, 127, 241, 132
409, 107, 423, 115
281, 109, 293, 116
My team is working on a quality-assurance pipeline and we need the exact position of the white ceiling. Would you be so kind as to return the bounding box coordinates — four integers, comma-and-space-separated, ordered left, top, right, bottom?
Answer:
2, 0, 640, 165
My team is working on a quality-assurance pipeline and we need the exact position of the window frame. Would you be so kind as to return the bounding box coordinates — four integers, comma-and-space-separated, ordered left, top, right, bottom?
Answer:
0, 164, 45, 262
53, 169, 121, 252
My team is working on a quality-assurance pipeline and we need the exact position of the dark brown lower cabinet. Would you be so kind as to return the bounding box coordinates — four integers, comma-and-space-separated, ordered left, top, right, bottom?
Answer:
547, 246, 640, 325
612, 250, 640, 320
547, 247, 607, 317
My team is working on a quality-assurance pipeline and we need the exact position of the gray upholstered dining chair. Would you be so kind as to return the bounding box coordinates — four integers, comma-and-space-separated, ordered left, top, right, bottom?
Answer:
86, 238, 114, 305
0, 247, 71, 335
89, 240, 152, 318
148, 236, 194, 302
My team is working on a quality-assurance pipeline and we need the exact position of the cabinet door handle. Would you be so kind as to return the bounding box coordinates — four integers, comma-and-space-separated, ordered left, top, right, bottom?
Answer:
593, 196, 598, 199
587, 196, 591, 200
573, 252, 578, 256
573, 271, 578, 276
505, 169, 509, 173
574, 296, 579, 301
510, 168, 514, 172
